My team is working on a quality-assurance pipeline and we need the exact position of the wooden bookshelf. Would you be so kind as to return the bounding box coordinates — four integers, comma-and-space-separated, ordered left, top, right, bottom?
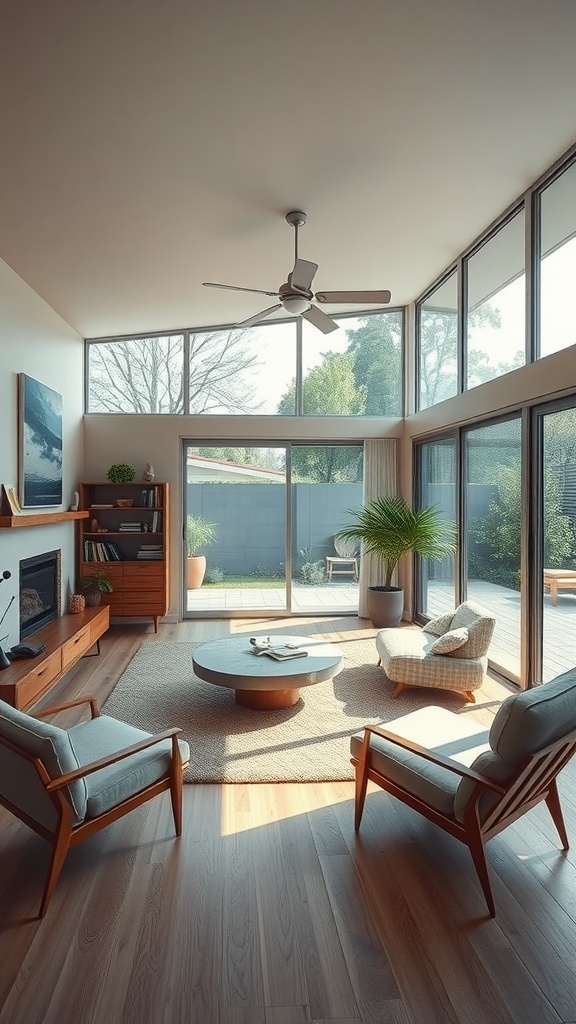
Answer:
78, 482, 170, 632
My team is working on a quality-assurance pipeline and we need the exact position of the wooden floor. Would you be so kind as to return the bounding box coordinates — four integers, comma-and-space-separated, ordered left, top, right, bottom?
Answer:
1, 616, 576, 1024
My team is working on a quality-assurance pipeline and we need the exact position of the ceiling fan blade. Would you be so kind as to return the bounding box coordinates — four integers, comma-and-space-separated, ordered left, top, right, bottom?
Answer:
236, 304, 283, 328
203, 282, 280, 298
301, 303, 339, 335
314, 289, 392, 304
290, 259, 318, 292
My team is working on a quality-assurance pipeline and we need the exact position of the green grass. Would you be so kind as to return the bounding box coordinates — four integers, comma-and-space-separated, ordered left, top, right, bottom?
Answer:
203, 575, 283, 589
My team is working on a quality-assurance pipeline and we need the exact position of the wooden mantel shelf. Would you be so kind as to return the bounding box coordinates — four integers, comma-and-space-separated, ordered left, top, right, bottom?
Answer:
0, 511, 89, 529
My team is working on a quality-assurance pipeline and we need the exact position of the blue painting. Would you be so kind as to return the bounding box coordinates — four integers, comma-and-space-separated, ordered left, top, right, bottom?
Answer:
19, 374, 63, 508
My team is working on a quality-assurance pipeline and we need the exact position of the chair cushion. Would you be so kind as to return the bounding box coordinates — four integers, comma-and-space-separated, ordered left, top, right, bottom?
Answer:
68, 715, 190, 818
422, 611, 454, 637
430, 627, 469, 655
0, 699, 87, 824
455, 668, 576, 824
449, 600, 495, 659
350, 706, 490, 818
489, 667, 576, 764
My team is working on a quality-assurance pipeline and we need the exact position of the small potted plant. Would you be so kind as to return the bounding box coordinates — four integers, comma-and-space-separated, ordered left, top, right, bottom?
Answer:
336, 496, 456, 628
186, 515, 216, 589
80, 569, 114, 607
106, 463, 136, 484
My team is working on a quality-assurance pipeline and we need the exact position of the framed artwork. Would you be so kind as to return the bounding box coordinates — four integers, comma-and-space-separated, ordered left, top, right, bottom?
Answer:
18, 373, 63, 508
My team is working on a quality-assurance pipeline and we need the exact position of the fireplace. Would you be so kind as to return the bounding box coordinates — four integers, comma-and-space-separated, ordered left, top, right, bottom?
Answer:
19, 550, 61, 640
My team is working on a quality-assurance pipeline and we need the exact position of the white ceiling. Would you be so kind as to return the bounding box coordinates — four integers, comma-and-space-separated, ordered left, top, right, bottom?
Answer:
1, 0, 576, 339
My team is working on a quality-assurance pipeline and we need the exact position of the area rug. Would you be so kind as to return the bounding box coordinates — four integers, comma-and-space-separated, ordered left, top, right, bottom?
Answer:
102, 636, 492, 783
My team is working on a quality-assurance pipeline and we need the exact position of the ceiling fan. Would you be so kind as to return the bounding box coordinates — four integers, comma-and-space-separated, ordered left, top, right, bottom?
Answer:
202, 211, 392, 335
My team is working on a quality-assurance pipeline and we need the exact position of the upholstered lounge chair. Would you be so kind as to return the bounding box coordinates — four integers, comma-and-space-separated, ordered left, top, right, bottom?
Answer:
350, 667, 576, 916
375, 599, 496, 702
0, 696, 190, 917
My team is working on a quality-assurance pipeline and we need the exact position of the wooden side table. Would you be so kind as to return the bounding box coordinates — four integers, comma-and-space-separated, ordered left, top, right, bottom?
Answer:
325, 556, 359, 581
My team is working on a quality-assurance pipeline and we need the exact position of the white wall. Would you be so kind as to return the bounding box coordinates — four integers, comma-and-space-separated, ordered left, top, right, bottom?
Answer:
0, 259, 84, 648
83, 413, 403, 616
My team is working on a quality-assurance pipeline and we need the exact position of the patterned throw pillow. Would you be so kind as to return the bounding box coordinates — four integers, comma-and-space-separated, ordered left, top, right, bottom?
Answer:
422, 611, 454, 637
429, 626, 469, 655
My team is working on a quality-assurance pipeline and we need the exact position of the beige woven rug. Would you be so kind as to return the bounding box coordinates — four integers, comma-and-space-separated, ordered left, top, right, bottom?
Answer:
102, 635, 488, 783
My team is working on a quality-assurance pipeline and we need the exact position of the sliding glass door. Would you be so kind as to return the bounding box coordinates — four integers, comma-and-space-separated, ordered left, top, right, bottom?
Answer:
183, 442, 362, 617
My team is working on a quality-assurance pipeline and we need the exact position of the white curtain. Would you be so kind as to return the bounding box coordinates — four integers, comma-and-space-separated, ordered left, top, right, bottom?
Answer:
358, 439, 398, 619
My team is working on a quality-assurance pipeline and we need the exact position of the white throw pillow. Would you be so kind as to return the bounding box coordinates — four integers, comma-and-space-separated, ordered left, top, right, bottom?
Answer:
430, 627, 469, 655
422, 611, 454, 637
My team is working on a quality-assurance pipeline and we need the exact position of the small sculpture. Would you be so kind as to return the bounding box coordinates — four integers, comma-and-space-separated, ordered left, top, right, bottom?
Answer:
142, 462, 155, 482
70, 490, 80, 511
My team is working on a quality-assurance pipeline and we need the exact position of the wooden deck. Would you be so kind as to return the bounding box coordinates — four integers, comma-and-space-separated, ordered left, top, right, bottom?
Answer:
428, 579, 576, 683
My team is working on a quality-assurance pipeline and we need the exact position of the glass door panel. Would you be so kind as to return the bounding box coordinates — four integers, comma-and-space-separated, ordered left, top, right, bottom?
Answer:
540, 405, 576, 681
416, 438, 457, 617
185, 445, 288, 615
464, 418, 522, 678
290, 445, 363, 614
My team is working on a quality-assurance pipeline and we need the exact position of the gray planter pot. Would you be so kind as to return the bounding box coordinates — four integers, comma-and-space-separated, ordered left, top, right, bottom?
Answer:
366, 586, 404, 628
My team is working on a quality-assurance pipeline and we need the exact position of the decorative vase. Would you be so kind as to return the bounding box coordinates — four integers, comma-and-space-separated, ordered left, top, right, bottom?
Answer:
84, 592, 102, 607
69, 594, 85, 614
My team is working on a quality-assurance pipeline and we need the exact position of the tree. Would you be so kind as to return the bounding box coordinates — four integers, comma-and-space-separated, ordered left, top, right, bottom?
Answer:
277, 352, 365, 481
419, 302, 523, 408
345, 313, 402, 415
469, 465, 574, 588
277, 350, 366, 419
88, 330, 263, 413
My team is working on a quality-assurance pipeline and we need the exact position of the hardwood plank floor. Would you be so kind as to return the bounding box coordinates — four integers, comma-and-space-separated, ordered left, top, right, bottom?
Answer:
1, 616, 575, 1024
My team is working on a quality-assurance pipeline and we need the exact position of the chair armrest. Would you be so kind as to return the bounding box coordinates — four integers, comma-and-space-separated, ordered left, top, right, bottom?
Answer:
45, 727, 183, 790
34, 697, 100, 720
363, 724, 506, 794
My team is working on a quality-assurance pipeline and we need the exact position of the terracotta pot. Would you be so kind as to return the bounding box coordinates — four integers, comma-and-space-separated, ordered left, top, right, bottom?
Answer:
187, 555, 206, 589
84, 592, 102, 607
69, 594, 85, 614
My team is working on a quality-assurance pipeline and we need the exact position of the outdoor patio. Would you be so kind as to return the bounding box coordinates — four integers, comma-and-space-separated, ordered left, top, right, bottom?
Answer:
187, 577, 576, 683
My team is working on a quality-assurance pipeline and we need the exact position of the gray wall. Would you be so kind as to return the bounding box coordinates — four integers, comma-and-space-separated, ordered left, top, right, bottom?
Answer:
187, 483, 362, 574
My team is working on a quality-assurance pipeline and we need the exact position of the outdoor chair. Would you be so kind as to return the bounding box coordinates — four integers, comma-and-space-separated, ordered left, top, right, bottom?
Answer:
350, 666, 576, 916
375, 600, 496, 702
0, 696, 190, 917
326, 536, 359, 581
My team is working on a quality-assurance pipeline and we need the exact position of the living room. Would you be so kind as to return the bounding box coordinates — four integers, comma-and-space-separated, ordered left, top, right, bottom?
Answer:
2, 2, 576, 1022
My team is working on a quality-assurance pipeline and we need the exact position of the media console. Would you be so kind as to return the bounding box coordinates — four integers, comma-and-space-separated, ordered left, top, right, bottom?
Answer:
0, 605, 109, 710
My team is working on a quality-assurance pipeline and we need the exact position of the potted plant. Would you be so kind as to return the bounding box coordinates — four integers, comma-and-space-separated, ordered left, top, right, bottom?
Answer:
186, 515, 217, 589
336, 496, 457, 628
80, 569, 114, 607
106, 463, 135, 484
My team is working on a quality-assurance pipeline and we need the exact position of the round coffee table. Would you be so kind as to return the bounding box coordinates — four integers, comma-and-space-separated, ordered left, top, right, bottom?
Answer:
192, 634, 344, 710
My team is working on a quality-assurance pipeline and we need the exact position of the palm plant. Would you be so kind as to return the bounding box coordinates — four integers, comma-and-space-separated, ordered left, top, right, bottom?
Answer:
336, 496, 457, 590
186, 515, 216, 556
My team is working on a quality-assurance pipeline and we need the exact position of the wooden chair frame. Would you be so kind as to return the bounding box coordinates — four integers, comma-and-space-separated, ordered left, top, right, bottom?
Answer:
0, 697, 188, 917
352, 721, 576, 917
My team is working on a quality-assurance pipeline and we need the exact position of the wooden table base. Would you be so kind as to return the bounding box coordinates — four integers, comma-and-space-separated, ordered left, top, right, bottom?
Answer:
235, 687, 301, 710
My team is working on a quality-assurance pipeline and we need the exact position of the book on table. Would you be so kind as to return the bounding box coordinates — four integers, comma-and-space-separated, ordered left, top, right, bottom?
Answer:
258, 646, 308, 661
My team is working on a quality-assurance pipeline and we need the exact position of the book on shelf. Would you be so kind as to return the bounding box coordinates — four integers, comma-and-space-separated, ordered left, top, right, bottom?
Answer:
89, 503, 114, 509
84, 539, 122, 562
2, 484, 22, 515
